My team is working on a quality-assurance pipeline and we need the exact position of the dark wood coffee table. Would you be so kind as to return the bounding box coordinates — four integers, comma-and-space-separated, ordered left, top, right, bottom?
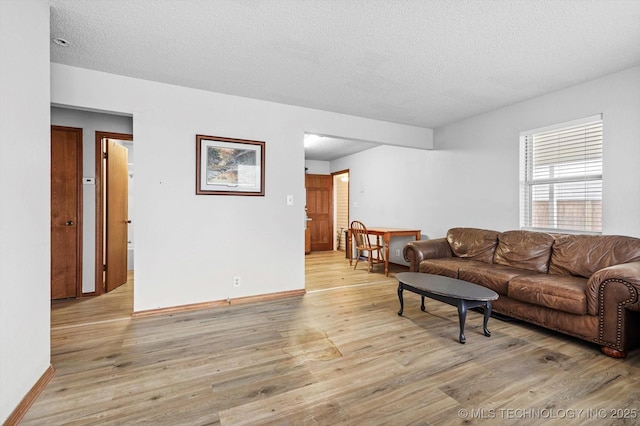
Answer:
396, 272, 499, 343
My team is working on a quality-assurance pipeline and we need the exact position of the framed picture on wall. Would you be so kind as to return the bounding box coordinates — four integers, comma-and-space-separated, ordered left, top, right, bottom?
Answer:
196, 134, 265, 196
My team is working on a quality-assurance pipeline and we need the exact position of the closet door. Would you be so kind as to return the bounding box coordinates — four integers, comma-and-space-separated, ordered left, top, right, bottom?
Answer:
51, 126, 82, 299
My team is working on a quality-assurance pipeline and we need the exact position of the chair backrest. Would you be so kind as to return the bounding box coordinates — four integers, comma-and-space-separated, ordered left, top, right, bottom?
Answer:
350, 220, 371, 249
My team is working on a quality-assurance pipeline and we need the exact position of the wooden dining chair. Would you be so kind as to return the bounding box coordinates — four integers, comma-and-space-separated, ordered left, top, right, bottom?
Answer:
350, 220, 385, 273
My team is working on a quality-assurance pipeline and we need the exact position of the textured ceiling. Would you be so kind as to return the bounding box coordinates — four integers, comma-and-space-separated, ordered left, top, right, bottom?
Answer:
49, 0, 640, 131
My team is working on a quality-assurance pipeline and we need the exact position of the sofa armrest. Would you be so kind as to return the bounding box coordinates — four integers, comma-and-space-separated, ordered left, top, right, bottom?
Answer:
586, 261, 640, 353
587, 261, 640, 315
403, 238, 452, 272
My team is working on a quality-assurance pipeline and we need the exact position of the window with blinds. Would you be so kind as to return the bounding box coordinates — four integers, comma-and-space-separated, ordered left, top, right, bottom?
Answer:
519, 115, 603, 234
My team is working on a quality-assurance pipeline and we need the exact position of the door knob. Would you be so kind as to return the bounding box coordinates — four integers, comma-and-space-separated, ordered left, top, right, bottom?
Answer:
65, 220, 74, 226
127, 220, 132, 224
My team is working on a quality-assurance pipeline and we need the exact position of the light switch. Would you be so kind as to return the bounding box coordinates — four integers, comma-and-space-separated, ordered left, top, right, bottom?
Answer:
286, 195, 294, 205
83, 177, 95, 185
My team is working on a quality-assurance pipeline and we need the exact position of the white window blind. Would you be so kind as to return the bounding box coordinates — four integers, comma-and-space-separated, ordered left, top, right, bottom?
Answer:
520, 115, 603, 234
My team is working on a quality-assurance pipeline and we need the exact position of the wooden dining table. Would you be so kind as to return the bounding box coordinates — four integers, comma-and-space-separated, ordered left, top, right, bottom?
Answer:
347, 227, 421, 276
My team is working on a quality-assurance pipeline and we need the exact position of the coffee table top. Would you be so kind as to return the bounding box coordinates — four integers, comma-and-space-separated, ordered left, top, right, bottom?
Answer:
396, 272, 498, 301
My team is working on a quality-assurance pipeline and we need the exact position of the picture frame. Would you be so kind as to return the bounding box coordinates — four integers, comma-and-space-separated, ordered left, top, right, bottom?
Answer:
196, 134, 265, 196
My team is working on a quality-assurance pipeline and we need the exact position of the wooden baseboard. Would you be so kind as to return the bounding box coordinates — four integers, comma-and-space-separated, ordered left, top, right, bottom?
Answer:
132, 289, 306, 319
4, 365, 55, 426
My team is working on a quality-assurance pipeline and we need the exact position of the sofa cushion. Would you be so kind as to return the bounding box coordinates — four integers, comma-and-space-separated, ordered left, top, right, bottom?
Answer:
446, 228, 499, 264
418, 258, 488, 279
549, 234, 640, 278
508, 274, 587, 315
493, 230, 555, 273
458, 263, 537, 295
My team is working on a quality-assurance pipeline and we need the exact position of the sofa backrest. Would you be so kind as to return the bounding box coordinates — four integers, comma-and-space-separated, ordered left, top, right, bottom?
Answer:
493, 230, 555, 273
446, 228, 499, 264
549, 234, 640, 278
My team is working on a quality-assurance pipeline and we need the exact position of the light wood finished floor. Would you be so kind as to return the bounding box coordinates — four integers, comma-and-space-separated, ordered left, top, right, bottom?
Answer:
50, 271, 134, 329
22, 252, 640, 425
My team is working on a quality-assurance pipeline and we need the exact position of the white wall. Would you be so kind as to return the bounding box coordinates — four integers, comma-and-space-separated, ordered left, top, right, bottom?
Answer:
50, 107, 133, 292
332, 66, 640, 259
304, 160, 330, 175
331, 145, 431, 264
431, 66, 640, 238
0, 0, 51, 422
51, 64, 433, 312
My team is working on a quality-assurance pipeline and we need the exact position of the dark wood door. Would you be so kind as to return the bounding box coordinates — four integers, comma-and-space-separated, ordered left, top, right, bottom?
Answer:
105, 140, 129, 293
51, 126, 82, 299
305, 174, 333, 251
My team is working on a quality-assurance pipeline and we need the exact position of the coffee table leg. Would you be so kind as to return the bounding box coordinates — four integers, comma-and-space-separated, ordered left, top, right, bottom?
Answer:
420, 296, 426, 312
397, 283, 404, 316
483, 301, 492, 337
457, 300, 467, 344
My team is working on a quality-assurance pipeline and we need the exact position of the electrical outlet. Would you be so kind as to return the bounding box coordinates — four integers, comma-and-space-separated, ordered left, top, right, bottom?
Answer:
395, 249, 401, 257
233, 276, 241, 287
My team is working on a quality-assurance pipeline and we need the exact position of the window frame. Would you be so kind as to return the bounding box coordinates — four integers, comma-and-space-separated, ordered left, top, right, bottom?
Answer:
519, 114, 603, 235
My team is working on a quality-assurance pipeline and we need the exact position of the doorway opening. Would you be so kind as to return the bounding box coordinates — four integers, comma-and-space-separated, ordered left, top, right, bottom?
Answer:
304, 169, 354, 292
50, 131, 134, 330
303, 133, 380, 291
95, 132, 133, 296
333, 170, 349, 254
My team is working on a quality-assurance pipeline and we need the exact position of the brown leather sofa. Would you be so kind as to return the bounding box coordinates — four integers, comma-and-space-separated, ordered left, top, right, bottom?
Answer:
403, 228, 640, 358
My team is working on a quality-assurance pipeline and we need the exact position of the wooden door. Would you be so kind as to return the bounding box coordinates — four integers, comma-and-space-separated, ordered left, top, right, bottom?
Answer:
51, 126, 82, 299
305, 174, 333, 251
105, 140, 129, 292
